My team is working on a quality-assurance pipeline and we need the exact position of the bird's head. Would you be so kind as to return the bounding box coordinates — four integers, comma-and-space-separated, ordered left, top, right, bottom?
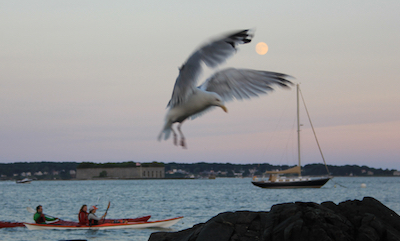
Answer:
210, 93, 228, 113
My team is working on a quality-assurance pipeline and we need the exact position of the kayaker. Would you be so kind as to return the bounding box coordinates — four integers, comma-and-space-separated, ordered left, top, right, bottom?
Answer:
33, 205, 57, 224
78, 205, 89, 225
88, 206, 107, 225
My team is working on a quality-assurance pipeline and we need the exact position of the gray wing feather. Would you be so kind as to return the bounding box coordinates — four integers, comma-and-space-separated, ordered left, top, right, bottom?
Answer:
167, 30, 254, 108
199, 68, 293, 102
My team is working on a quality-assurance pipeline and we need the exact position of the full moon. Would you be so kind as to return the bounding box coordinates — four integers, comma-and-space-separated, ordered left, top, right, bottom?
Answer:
256, 42, 269, 55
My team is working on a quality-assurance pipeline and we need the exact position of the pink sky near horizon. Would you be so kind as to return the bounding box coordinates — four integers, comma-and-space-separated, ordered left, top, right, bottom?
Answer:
1, 0, 399, 170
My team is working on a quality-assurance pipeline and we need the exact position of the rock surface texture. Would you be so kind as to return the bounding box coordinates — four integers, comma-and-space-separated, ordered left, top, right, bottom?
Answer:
149, 197, 400, 241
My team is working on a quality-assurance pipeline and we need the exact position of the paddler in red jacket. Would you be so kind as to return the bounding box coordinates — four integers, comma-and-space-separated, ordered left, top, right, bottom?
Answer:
33, 205, 57, 224
78, 205, 89, 225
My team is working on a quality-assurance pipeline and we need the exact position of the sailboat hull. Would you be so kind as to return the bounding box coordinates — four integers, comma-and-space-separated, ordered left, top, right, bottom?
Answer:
251, 177, 331, 189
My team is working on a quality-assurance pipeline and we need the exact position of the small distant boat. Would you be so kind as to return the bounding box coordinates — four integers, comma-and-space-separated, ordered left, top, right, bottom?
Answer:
252, 84, 331, 189
24, 216, 183, 230
16, 178, 33, 184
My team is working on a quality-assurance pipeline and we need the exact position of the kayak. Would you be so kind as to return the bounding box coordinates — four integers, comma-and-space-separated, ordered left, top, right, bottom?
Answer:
24, 216, 183, 230
104, 216, 151, 223
0, 221, 25, 228
24, 216, 182, 230
0, 216, 150, 229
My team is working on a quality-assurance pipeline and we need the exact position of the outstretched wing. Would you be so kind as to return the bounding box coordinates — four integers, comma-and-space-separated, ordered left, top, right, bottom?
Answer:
167, 29, 254, 108
198, 68, 293, 102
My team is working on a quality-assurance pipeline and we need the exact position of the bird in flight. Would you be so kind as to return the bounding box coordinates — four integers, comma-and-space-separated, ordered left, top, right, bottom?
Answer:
158, 29, 292, 148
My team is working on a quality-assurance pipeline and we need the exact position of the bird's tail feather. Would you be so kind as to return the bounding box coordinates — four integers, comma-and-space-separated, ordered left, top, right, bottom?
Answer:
158, 127, 172, 141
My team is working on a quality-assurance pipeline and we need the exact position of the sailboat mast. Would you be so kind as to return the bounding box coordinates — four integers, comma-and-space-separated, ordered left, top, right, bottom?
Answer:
296, 84, 302, 176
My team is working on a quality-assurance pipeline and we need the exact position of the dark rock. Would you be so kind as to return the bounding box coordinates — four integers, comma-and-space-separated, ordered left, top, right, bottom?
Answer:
148, 197, 400, 241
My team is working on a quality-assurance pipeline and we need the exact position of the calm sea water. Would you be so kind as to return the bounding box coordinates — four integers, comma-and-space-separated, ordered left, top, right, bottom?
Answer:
1, 177, 399, 241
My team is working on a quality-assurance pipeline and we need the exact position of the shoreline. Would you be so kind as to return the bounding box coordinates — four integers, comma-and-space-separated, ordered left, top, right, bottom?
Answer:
2, 175, 400, 182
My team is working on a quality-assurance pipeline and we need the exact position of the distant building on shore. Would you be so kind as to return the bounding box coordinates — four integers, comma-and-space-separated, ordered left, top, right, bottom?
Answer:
76, 162, 165, 180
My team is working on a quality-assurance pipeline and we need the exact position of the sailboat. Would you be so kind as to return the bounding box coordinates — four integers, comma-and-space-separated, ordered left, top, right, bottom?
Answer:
251, 84, 331, 189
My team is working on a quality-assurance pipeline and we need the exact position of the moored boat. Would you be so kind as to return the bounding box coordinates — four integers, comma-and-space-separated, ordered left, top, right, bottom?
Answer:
24, 216, 183, 230
252, 84, 331, 189
251, 175, 331, 189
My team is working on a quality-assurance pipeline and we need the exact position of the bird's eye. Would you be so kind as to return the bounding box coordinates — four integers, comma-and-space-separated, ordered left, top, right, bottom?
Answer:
216, 98, 220, 102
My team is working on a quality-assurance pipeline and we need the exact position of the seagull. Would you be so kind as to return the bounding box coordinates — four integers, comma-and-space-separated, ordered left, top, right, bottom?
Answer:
158, 29, 293, 148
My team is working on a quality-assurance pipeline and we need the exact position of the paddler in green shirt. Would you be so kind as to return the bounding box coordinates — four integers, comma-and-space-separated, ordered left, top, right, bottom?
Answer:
33, 205, 57, 224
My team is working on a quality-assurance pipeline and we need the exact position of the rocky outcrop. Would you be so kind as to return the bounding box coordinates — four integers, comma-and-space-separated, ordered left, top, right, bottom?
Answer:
149, 197, 400, 241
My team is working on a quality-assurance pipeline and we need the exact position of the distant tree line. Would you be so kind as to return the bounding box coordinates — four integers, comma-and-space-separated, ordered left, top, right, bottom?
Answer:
0, 161, 397, 180
164, 162, 397, 178
303, 164, 396, 176
0, 162, 79, 180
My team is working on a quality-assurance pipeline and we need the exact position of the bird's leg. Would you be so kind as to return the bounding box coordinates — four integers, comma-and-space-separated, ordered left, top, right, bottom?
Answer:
177, 122, 186, 149
171, 127, 178, 146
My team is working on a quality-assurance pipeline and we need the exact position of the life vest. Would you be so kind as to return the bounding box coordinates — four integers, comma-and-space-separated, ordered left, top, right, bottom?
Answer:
78, 211, 88, 225
35, 214, 46, 224
88, 213, 99, 226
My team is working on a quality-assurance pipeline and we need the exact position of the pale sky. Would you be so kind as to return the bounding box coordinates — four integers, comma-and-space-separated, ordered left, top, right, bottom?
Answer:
1, 0, 399, 169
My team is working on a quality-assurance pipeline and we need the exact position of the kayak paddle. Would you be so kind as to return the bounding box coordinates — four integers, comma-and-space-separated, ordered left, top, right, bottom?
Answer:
26, 207, 36, 214
102, 201, 111, 223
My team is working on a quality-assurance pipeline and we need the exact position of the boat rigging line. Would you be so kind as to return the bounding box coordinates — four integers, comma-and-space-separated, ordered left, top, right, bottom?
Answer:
298, 86, 330, 176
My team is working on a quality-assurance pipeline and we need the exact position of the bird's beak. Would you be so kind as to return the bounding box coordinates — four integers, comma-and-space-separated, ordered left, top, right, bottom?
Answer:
220, 105, 228, 113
